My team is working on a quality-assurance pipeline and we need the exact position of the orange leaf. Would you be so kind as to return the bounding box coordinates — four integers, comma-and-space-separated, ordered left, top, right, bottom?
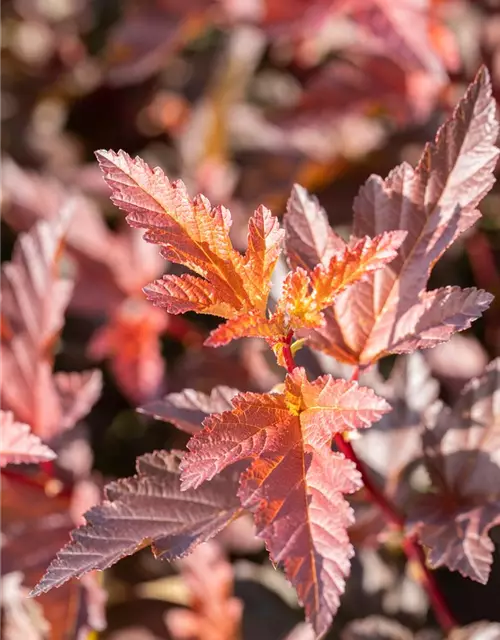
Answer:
180, 368, 390, 635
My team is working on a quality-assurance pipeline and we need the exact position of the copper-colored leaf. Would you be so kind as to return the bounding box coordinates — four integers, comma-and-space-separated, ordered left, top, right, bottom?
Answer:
140, 386, 239, 434
97, 150, 402, 353
0, 411, 56, 467
408, 358, 500, 584
289, 67, 498, 366
31, 451, 241, 596
181, 368, 390, 635
96, 149, 283, 319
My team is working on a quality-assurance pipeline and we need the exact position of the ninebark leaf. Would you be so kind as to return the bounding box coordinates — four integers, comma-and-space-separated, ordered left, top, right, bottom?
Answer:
140, 386, 239, 434
97, 150, 403, 353
0, 411, 56, 467
31, 451, 241, 596
407, 358, 500, 584
286, 67, 498, 366
1, 214, 102, 440
180, 368, 390, 635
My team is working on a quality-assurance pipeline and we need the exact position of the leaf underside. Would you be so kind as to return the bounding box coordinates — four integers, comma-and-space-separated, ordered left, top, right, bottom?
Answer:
31, 451, 241, 597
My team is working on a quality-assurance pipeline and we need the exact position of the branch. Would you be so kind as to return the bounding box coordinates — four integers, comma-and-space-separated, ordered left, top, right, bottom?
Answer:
335, 366, 457, 634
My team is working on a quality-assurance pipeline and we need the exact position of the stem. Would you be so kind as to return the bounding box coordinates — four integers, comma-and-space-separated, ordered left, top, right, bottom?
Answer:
335, 366, 457, 633
282, 331, 297, 374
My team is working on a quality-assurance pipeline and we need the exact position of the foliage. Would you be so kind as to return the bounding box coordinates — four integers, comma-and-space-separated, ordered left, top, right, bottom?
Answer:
3, 1, 500, 638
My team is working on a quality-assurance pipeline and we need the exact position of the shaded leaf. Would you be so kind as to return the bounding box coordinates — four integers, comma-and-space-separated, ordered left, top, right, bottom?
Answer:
2, 473, 105, 639
140, 386, 239, 434
408, 358, 500, 584
0, 215, 102, 440
181, 368, 390, 635
0, 411, 56, 467
341, 615, 414, 640
31, 451, 242, 596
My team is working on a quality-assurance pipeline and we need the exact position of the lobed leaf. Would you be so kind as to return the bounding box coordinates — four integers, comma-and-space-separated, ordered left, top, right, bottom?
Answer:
0, 411, 56, 467
140, 385, 239, 434
97, 149, 403, 355
1, 214, 101, 440
286, 67, 498, 366
96, 149, 283, 320
407, 358, 500, 584
31, 451, 242, 596
181, 368, 391, 636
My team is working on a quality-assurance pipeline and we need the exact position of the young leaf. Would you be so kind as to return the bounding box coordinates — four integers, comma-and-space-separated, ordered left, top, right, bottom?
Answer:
286, 67, 497, 366
139, 386, 239, 434
0, 411, 56, 467
407, 358, 500, 584
96, 149, 284, 317
96, 149, 403, 354
31, 451, 242, 596
180, 368, 391, 636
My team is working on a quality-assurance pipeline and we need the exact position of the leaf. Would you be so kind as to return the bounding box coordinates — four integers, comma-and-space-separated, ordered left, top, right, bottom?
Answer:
180, 368, 391, 636
407, 358, 500, 584
89, 300, 168, 405
31, 451, 242, 596
334, 0, 448, 76
288, 67, 498, 366
0, 411, 56, 467
53, 370, 103, 431
283, 184, 345, 271
97, 150, 403, 354
96, 149, 283, 317
140, 386, 239, 434
165, 541, 243, 640
353, 352, 438, 509
341, 615, 414, 640
2, 473, 105, 639
0, 215, 102, 439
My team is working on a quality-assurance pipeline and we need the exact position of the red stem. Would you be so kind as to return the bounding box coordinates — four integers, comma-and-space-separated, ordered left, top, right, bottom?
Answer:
282, 331, 297, 374
334, 366, 456, 633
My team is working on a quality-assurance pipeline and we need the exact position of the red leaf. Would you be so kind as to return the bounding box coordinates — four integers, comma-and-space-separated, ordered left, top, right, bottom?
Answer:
286, 67, 498, 366
165, 541, 243, 640
181, 368, 390, 635
0, 411, 56, 467
1, 215, 101, 439
334, 0, 448, 75
140, 386, 239, 434
89, 300, 168, 404
2, 474, 106, 639
31, 451, 242, 596
408, 358, 500, 584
